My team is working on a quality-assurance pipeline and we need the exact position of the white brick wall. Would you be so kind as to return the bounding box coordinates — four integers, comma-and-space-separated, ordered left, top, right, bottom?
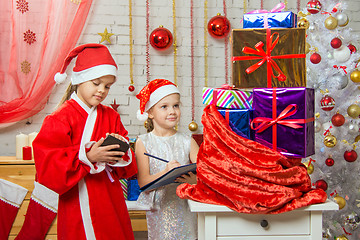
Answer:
1, 0, 360, 155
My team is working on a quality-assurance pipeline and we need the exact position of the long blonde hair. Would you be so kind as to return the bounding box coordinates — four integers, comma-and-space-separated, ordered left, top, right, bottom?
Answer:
57, 83, 77, 109
144, 118, 154, 132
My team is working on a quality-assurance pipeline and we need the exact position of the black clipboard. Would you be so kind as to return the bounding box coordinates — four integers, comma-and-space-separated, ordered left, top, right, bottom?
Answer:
140, 163, 197, 192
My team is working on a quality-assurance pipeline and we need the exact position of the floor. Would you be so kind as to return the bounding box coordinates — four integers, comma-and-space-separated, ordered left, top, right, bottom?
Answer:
134, 231, 148, 240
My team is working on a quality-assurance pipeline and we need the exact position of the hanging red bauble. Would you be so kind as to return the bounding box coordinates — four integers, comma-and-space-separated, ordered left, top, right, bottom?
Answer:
330, 37, 342, 49
128, 85, 135, 92
307, 0, 322, 14
310, 52, 321, 64
149, 26, 173, 51
348, 44, 357, 54
331, 112, 345, 126
344, 150, 358, 162
325, 157, 335, 166
207, 14, 231, 39
314, 179, 328, 191
320, 95, 335, 111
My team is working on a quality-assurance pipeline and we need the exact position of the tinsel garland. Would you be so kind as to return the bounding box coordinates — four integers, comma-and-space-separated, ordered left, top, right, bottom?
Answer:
172, 0, 178, 85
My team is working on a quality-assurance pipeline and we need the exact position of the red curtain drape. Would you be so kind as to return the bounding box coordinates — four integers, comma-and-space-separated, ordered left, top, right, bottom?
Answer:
0, 0, 93, 127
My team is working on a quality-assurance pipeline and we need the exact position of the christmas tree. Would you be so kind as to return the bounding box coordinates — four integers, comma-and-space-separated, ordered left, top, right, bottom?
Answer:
301, 0, 360, 239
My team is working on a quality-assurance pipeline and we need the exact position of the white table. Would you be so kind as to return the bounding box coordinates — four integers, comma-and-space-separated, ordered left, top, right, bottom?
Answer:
188, 199, 338, 240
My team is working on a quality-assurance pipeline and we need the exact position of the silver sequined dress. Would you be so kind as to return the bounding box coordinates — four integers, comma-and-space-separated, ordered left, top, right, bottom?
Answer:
137, 132, 197, 240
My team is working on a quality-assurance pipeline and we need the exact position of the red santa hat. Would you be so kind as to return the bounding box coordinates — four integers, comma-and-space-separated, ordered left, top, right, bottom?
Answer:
136, 79, 180, 121
54, 43, 117, 85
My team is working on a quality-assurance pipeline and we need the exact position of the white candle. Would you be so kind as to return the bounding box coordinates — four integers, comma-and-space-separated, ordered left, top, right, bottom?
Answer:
16, 133, 28, 159
28, 132, 38, 158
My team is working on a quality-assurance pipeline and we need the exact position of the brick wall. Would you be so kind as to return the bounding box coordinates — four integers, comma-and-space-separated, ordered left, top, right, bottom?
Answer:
1, 0, 360, 155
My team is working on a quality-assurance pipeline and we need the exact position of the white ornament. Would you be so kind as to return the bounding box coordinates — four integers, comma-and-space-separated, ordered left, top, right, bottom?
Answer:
336, 13, 349, 27
333, 46, 351, 63
322, 121, 337, 136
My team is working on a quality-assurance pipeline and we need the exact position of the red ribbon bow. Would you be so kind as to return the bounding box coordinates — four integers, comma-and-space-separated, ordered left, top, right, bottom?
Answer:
251, 104, 306, 133
231, 28, 306, 88
333, 65, 347, 74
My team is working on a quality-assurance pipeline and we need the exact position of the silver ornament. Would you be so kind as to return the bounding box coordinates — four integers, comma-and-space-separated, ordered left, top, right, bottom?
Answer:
333, 74, 349, 90
348, 123, 359, 134
336, 13, 349, 27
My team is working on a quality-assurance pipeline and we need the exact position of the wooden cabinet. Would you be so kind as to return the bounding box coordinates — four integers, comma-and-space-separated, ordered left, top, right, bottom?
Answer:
188, 199, 339, 240
0, 157, 147, 240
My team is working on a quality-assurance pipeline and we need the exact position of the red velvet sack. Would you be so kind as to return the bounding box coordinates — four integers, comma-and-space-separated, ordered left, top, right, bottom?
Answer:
177, 104, 326, 214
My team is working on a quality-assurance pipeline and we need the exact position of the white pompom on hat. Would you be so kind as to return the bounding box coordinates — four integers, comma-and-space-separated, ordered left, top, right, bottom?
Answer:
136, 79, 180, 121
54, 43, 117, 85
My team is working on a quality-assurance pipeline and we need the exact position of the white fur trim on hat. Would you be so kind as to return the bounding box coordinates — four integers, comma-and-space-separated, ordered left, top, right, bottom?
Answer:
71, 64, 117, 85
144, 84, 180, 112
137, 110, 149, 122
54, 72, 68, 84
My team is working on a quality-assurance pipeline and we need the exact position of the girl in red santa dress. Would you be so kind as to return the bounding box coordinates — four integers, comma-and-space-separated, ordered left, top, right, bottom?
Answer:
16, 43, 137, 240
134, 79, 199, 240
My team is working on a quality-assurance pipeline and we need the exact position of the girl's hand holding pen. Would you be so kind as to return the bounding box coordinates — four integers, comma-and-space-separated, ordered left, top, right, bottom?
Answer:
165, 160, 181, 172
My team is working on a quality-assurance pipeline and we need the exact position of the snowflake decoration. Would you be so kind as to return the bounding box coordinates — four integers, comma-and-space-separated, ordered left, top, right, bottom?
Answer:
16, 0, 29, 14
21, 60, 31, 75
24, 30, 36, 45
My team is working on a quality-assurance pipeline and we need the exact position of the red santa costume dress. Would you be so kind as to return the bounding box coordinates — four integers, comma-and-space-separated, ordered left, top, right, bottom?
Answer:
26, 44, 137, 240
32, 93, 137, 239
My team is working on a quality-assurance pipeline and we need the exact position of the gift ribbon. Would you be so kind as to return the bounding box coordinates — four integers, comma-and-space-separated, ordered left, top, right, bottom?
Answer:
251, 88, 314, 150
212, 84, 234, 106
245, 3, 286, 28
333, 65, 347, 74
232, 28, 306, 88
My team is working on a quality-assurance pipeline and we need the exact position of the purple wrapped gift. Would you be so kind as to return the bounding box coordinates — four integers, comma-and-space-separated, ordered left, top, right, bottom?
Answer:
252, 88, 314, 158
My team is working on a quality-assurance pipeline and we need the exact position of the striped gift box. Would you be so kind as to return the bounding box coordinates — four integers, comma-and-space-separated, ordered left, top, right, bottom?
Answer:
119, 179, 128, 199
202, 86, 253, 109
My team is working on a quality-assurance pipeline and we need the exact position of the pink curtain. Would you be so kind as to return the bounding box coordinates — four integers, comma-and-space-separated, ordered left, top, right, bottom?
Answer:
0, 0, 93, 126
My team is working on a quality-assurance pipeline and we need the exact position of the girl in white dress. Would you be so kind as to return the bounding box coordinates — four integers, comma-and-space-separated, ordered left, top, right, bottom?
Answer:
135, 79, 199, 240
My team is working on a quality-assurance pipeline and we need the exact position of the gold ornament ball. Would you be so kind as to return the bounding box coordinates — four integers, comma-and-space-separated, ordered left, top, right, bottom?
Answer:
297, 18, 310, 29
336, 235, 349, 240
188, 121, 198, 132
324, 134, 337, 148
334, 195, 346, 209
324, 16, 338, 30
347, 104, 360, 118
304, 161, 314, 174
355, 135, 360, 142
305, 42, 311, 54
350, 70, 360, 83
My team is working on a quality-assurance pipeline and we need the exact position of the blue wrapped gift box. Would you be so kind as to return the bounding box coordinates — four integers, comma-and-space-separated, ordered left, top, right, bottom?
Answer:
243, 11, 297, 29
218, 108, 254, 140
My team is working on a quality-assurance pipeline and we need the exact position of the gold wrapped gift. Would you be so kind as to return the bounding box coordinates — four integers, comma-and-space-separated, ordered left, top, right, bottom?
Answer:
231, 28, 306, 88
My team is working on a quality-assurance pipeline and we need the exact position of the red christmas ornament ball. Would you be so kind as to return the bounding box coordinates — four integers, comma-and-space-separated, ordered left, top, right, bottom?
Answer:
315, 179, 328, 191
348, 44, 357, 54
307, 0, 322, 14
331, 113, 345, 126
310, 52, 321, 64
330, 37, 342, 49
325, 157, 335, 166
344, 150, 358, 162
128, 85, 135, 92
207, 14, 231, 39
149, 27, 173, 50
320, 95, 335, 111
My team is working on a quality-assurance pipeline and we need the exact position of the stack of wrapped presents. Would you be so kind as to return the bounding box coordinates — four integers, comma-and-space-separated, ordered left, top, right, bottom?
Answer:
202, 7, 314, 159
